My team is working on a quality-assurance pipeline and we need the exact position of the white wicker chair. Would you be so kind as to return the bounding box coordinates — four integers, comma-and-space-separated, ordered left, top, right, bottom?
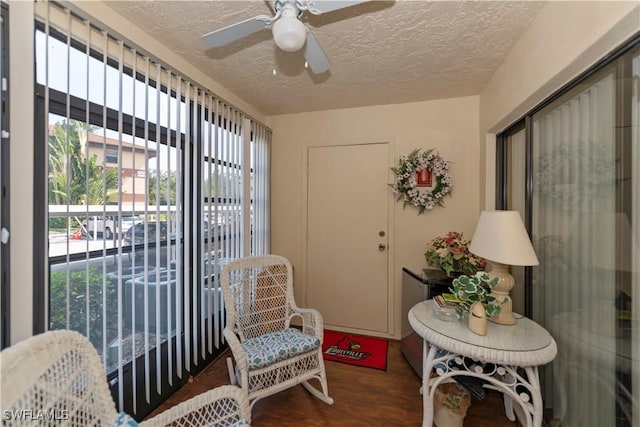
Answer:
220, 254, 333, 409
0, 329, 251, 426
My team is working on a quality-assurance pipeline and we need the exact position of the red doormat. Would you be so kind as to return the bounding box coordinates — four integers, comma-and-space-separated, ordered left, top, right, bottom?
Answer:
322, 330, 388, 371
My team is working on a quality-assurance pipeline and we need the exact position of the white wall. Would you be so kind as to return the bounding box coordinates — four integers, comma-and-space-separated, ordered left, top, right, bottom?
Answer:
479, 1, 640, 209
268, 96, 480, 339
8, 0, 35, 345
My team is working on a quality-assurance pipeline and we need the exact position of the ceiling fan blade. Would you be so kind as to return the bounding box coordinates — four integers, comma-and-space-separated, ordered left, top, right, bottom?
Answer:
304, 31, 330, 74
305, 0, 370, 15
202, 15, 272, 48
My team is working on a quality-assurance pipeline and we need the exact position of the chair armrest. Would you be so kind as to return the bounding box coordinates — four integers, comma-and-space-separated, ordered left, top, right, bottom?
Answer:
291, 307, 324, 339
224, 327, 248, 371
140, 385, 250, 427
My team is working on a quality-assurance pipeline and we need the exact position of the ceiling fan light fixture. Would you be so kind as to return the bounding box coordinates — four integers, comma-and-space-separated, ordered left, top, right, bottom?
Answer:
272, 15, 307, 52
202, 0, 362, 74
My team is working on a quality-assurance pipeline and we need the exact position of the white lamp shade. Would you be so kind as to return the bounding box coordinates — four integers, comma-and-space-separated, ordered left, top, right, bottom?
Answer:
469, 210, 539, 266
272, 16, 307, 52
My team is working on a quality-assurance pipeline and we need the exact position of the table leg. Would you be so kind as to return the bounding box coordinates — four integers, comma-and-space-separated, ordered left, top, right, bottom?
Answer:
421, 340, 439, 427
525, 366, 543, 427
503, 394, 516, 421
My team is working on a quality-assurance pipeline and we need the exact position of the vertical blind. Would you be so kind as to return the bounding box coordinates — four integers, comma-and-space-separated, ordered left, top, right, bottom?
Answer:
251, 121, 271, 256
532, 71, 616, 425
36, 1, 270, 417
530, 59, 637, 426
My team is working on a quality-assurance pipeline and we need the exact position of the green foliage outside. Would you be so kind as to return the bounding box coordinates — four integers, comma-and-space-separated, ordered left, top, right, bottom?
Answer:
147, 170, 178, 205
49, 267, 118, 349
202, 171, 242, 200
143, 156, 243, 206
49, 217, 70, 234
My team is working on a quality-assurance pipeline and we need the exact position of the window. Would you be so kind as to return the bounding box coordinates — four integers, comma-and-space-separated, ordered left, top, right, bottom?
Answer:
105, 149, 118, 164
33, 2, 271, 419
497, 37, 639, 427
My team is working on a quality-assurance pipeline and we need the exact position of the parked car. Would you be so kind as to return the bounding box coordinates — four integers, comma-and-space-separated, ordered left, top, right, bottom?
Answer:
123, 221, 172, 246
83, 215, 142, 239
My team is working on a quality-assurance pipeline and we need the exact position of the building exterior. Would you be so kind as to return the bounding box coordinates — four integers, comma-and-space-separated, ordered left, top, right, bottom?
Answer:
86, 133, 157, 204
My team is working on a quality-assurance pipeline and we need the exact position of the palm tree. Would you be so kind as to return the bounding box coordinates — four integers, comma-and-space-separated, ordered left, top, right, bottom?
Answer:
48, 120, 119, 206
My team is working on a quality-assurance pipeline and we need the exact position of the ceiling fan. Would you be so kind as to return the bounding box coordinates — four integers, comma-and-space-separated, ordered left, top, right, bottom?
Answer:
201, 0, 370, 74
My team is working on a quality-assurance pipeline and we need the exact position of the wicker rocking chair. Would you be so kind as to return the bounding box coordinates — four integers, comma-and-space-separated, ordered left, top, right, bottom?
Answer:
0, 330, 251, 426
220, 254, 333, 409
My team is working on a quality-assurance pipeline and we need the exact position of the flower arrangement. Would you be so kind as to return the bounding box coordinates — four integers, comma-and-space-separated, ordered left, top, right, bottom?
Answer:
425, 231, 486, 277
390, 148, 453, 214
450, 272, 502, 318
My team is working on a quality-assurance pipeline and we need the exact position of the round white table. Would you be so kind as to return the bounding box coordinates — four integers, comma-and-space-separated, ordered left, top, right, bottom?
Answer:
408, 300, 557, 427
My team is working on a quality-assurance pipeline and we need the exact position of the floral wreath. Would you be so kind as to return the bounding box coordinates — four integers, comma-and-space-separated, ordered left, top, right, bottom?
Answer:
390, 148, 452, 214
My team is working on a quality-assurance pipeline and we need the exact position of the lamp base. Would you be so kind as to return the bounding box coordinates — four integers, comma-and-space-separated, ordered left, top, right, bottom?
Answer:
486, 261, 516, 325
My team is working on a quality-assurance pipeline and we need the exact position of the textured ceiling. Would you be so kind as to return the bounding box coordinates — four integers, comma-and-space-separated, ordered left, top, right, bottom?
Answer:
105, 0, 545, 116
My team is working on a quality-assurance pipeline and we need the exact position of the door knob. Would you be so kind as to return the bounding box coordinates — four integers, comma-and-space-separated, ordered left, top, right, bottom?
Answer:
378, 243, 386, 251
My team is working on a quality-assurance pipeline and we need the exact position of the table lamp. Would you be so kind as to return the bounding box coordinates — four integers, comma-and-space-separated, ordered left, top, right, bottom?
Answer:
469, 210, 539, 325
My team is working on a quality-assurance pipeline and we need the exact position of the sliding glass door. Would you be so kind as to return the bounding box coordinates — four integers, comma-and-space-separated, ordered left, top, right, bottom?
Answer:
532, 63, 619, 426
498, 40, 639, 427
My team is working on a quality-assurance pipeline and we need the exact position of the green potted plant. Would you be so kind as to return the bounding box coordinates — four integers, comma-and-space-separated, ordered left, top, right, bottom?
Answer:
425, 231, 487, 277
450, 272, 502, 335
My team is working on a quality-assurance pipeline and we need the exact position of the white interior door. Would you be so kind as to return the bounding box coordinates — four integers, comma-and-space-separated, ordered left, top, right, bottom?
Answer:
306, 143, 390, 334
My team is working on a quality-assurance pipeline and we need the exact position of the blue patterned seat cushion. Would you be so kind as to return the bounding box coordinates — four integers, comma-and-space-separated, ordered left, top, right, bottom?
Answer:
242, 328, 320, 371
114, 413, 138, 426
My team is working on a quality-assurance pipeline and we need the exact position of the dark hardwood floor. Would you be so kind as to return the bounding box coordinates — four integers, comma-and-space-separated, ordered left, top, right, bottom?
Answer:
149, 340, 516, 426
